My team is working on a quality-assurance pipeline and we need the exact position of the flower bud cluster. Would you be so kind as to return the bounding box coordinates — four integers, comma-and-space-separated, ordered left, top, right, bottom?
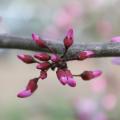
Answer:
17, 29, 102, 98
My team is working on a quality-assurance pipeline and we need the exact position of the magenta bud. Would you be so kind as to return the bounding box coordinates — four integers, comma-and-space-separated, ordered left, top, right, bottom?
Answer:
50, 54, 61, 62
32, 33, 46, 48
64, 28, 74, 49
34, 53, 50, 61
80, 70, 102, 80
39, 70, 47, 80
17, 54, 35, 64
17, 78, 38, 98
17, 89, 32, 98
36, 62, 50, 70
67, 78, 76, 87
56, 69, 67, 85
78, 50, 95, 60
111, 36, 120, 42
65, 69, 76, 87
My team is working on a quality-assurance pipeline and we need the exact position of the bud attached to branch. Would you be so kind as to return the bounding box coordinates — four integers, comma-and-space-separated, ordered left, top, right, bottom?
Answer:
80, 70, 102, 80
32, 33, 47, 48
39, 70, 47, 80
17, 78, 38, 98
78, 50, 95, 60
64, 28, 73, 49
56, 69, 68, 85
36, 62, 50, 70
17, 54, 35, 64
34, 53, 50, 61
50, 54, 61, 62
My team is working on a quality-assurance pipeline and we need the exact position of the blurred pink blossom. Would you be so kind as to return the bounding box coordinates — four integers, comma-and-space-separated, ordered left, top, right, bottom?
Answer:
111, 36, 120, 42
112, 57, 120, 65
93, 112, 108, 120
91, 0, 106, 10
54, 1, 83, 28
102, 93, 117, 111
90, 77, 107, 93
54, 9, 73, 28
74, 98, 98, 120
64, 0, 83, 17
42, 26, 60, 40
96, 20, 112, 39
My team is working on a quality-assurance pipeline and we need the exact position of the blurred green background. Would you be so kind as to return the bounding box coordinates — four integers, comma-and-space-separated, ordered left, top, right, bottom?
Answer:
0, 0, 120, 120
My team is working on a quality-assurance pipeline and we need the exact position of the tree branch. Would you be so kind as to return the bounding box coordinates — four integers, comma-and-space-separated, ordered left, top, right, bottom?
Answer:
0, 34, 120, 60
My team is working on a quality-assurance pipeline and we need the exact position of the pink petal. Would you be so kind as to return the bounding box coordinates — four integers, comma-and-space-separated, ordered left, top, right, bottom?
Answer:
17, 89, 32, 98
67, 78, 76, 87
67, 28, 73, 39
112, 57, 120, 65
60, 76, 68, 85
111, 36, 120, 42
92, 70, 102, 77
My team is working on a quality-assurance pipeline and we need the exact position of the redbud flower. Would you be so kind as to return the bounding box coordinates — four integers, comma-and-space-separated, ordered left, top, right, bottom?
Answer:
65, 69, 76, 87
56, 69, 76, 87
64, 28, 73, 49
17, 28, 102, 99
50, 54, 61, 62
17, 54, 35, 64
36, 62, 50, 70
34, 53, 50, 61
39, 70, 47, 80
17, 78, 38, 98
56, 69, 68, 85
80, 70, 102, 80
111, 36, 120, 42
78, 50, 95, 60
32, 33, 46, 48
112, 57, 120, 65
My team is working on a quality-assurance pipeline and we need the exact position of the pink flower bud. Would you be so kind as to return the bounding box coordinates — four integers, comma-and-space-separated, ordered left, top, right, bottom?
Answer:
17, 78, 38, 98
56, 69, 67, 85
34, 53, 50, 61
32, 33, 46, 48
17, 89, 32, 98
78, 50, 95, 60
65, 69, 76, 87
80, 70, 102, 80
67, 78, 76, 87
111, 36, 120, 42
36, 62, 50, 70
39, 70, 47, 80
50, 54, 61, 62
17, 54, 35, 64
64, 28, 74, 49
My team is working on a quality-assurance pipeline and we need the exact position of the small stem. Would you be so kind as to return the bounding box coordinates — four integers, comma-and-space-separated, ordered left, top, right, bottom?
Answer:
61, 48, 68, 58
73, 74, 81, 77
46, 46, 56, 54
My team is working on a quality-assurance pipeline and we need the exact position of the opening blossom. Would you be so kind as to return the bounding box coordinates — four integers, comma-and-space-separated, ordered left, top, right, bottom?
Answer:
17, 28, 102, 98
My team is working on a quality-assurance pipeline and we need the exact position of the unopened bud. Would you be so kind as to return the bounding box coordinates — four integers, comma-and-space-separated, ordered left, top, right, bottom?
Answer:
17, 54, 35, 64
32, 33, 46, 48
34, 53, 50, 61
17, 78, 38, 98
39, 70, 47, 80
80, 70, 102, 80
64, 28, 73, 49
56, 69, 67, 85
50, 54, 61, 62
78, 50, 95, 60
65, 69, 76, 87
36, 62, 50, 70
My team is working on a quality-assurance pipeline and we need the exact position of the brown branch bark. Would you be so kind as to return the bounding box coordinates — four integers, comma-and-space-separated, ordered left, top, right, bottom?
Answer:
0, 34, 120, 60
